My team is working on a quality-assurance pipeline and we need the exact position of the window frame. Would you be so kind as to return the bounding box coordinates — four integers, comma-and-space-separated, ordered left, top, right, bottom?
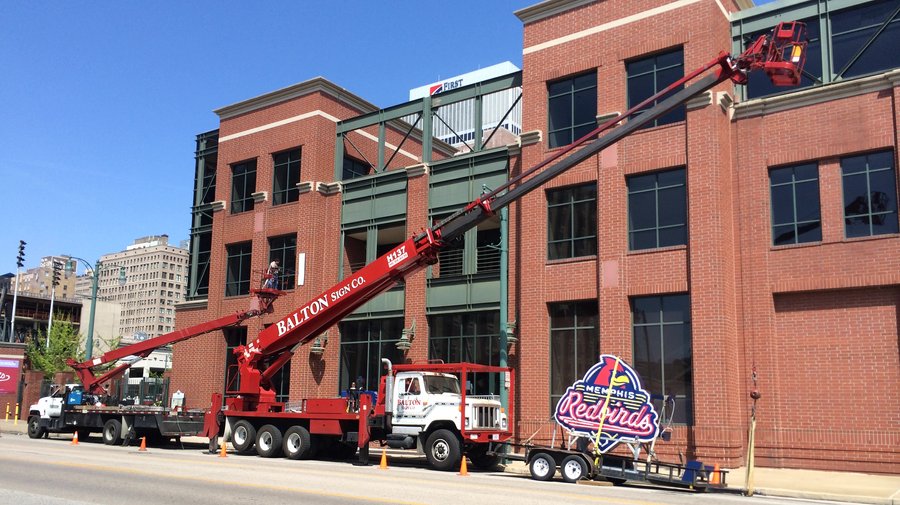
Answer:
230, 159, 257, 214
631, 294, 693, 425
769, 162, 822, 246
547, 183, 598, 261
272, 148, 301, 206
547, 70, 597, 149
549, 301, 599, 410
627, 168, 687, 251
626, 47, 685, 128
268, 234, 297, 290
841, 150, 899, 238
224, 241, 252, 297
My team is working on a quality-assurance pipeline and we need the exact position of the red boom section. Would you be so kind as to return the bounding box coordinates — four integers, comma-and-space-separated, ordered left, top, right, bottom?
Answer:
68, 291, 279, 395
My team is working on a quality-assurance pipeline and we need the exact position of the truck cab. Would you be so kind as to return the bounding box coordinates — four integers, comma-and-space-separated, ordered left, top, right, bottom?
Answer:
378, 361, 510, 471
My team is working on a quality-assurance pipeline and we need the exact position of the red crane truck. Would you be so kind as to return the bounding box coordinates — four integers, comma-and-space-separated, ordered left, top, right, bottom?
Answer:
30, 22, 806, 473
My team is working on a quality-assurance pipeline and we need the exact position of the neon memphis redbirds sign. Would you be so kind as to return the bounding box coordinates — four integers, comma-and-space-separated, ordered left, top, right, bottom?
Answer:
554, 355, 660, 453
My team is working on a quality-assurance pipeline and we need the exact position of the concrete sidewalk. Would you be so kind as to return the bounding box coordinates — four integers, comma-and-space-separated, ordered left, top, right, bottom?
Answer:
3, 419, 897, 504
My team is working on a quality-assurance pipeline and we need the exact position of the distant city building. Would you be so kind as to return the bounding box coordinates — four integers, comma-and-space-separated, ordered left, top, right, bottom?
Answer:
95, 235, 188, 340
404, 61, 522, 150
12, 256, 78, 301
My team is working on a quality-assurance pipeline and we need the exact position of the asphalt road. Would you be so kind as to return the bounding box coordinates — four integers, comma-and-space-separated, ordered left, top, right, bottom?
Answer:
0, 434, 852, 505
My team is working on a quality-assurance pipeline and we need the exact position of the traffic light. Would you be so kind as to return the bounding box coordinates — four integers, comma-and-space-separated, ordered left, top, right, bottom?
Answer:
16, 240, 26, 268
52, 261, 62, 287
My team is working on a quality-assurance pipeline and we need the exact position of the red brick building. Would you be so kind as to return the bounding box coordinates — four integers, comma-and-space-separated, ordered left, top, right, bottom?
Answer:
174, 0, 900, 473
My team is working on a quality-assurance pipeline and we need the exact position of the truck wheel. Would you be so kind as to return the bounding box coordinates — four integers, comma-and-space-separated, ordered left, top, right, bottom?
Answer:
425, 429, 461, 471
102, 419, 122, 445
231, 420, 256, 454
561, 455, 587, 483
27, 417, 46, 439
283, 426, 312, 460
529, 452, 555, 481
255, 424, 283, 458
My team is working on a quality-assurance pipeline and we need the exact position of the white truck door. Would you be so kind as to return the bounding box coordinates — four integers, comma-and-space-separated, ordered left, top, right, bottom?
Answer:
393, 375, 427, 423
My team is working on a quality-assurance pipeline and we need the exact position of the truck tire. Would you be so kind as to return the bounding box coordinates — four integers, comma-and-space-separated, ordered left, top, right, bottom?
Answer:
255, 424, 283, 458
529, 452, 555, 481
561, 455, 587, 483
231, 420, 256, 454
27, 417, 46, 439
283, 426, 312, 460
425, 429, 462, 471
102, 419, 122, 445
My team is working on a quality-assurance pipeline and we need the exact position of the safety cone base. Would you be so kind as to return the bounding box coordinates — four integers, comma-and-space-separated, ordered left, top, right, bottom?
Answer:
458, 456, 468, 476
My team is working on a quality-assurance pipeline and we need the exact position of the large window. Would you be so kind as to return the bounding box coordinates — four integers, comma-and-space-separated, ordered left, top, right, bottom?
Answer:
631, 294, 692, 425
429, 311, 501, 395
225, 242, 252, 297
231, 159, 257, 214
547, 71, 597, 148
626, 48, 684, 128
832, 0, 900, 80
549, 301, 598, 409
547, 184, 597, 260
627, 168, 686, 250
268, 234, 297, 290
770, 163, 821, 245
272, 148, 301, 205
339, 318, 404, 392
842, 150, 898, 238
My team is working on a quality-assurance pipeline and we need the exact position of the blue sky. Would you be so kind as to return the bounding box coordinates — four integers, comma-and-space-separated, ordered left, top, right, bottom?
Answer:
1, 0, 775, 273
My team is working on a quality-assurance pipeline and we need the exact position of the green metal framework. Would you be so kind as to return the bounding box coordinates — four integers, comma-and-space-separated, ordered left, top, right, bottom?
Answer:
188, 130, 218, 300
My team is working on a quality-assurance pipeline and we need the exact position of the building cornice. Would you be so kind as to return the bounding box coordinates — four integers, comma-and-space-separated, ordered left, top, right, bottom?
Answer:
515, 0, 597, 24
733, 69, 900, 120
214, 77, 379, 120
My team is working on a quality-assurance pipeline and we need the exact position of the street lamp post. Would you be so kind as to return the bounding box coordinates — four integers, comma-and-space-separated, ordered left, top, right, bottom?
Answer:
66, 256, 125, 360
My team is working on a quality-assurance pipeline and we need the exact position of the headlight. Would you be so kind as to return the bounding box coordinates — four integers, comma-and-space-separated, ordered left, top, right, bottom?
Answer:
501, 415, 508, 429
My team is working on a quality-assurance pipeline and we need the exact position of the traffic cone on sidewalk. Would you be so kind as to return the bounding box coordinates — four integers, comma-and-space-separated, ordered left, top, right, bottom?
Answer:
138, 436, 147, 452
71, 431, 79, 445
458, 456, 468, 476
379, 448, 388, 469
218, 439, 228, 458
710, 463, 721, 485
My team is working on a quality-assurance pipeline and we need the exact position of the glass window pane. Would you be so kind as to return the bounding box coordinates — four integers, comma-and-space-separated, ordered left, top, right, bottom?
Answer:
551, 330, 575, 396
658, 226, 686, 247
794, 180, 821, 223
771, 184, 795, 225
548, 79, 571, 97
796, 222, 822, 243
662, 295, 690, 322
773, 224, 797, 245
843, 173, 870, 215
627, 73, 654, 107
842, 155, 867, 175
633, 325, 662, 393
869, 170, 897, 211
573, 72, 597, 90
628, 173, 656, 192
657, 187, 686, 227
657, 168, 685, 187
573, 238, 597, 257
629, 192, 656, 229
794, 163, 818, 181
633, 297, 661, 324
631, 230, 657, 250
549, 130, 571, 149
548, 95, 572, 132
873, 211, 899, 235
573, 89, 596, 126
770, 167, 792, 185
548, 205, 572, 241
656, 49, 683, 69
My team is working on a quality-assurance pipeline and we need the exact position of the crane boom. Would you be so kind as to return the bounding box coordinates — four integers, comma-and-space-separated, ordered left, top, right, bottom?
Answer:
232, 22, 807, 411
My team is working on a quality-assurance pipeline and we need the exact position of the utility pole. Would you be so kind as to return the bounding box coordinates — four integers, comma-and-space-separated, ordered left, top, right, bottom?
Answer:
10, 240, 25, 342
47, 260, 62, 347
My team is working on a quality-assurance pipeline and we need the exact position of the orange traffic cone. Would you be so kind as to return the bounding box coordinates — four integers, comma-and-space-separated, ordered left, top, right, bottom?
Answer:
218, 439, 228, 458
71, 431, 79, 445
379, 448, 388, 469
710, 463, 721, 485
138, 436, 147, 452
459, 456, 468, 476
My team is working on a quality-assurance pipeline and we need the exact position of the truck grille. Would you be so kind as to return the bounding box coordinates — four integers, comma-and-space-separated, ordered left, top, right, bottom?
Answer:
471, 406, 498, 429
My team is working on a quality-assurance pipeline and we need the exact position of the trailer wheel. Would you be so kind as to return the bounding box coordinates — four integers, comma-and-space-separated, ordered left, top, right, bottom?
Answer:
561, 455, 588, 483
102, 419, 122, 445
529, 452, 555, 481
27, 417, 46, 439
255, 424, 283, 458
283, 426, 312, 460
425, 429, 461, 471
231, 420, 257, 454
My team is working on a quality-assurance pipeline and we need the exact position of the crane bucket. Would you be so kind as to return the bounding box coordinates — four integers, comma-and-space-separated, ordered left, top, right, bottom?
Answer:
763, 21, 808, 86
